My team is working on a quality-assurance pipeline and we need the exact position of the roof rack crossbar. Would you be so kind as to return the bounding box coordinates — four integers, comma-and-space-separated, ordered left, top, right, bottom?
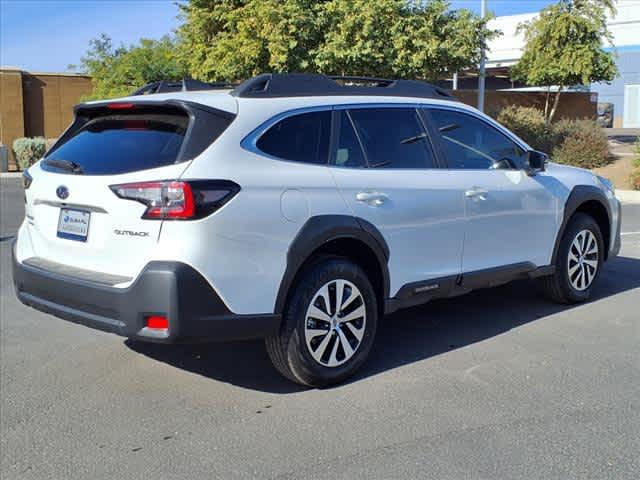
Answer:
231, 73, 456, 100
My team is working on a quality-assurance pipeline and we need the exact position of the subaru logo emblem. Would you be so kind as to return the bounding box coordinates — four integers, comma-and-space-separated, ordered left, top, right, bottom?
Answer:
56, 186, 69, 200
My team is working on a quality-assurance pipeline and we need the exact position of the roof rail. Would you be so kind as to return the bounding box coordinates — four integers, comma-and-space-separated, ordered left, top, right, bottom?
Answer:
131, 79, 237, 96
231, 73, 455, 100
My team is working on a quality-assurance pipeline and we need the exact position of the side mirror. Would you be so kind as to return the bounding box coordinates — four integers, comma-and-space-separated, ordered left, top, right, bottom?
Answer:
526, 150, 548, 175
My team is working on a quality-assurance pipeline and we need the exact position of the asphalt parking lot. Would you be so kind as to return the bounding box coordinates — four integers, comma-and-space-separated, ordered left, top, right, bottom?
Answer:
1, 177, 639, 480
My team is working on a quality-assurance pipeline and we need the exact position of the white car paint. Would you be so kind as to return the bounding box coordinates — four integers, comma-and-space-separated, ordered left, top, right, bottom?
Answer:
15, 89, 621, 316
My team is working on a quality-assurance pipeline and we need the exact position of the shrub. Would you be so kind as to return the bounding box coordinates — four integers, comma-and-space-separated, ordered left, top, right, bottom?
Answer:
13, 137, 47, 171
631, 138, 640, 191
550, 119, 610, 169
497, 105, 552, 152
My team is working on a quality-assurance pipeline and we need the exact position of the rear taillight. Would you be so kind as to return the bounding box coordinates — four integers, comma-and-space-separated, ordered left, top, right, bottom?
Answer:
109, 180, 240, 220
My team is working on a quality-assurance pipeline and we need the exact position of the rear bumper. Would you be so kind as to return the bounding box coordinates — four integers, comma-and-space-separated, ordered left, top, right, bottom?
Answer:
12, 244, 280, 343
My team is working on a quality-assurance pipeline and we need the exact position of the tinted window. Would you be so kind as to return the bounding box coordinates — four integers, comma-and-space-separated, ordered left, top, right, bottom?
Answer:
429, 109, 527, 170
331, 111, 365, 168
45, 114, 188, 175
349, 108, 435, 169
257, 111, 331, 164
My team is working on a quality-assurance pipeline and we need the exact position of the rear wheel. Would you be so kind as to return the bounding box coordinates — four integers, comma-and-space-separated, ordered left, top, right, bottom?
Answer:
266, 258, 378, 387
541, 213, 604, 304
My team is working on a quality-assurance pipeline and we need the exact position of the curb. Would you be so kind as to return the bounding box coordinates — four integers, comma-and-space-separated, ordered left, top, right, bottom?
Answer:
0, 172, 22, 178
616, 190, 640, 204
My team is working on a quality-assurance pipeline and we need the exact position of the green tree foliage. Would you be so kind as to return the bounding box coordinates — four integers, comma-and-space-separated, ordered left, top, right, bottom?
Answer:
75, 34, 188, 99
178, 0, 323, 82
315, 0, 494, 80
512, 0, 618, 124
177, 0, 494, 82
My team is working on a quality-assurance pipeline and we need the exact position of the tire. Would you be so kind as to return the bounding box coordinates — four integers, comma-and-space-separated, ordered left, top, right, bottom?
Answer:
541, 212, 605, 304
266, 257, 378, 387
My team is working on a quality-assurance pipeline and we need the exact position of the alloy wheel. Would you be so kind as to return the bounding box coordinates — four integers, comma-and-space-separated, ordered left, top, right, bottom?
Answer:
567, 229, 599, 291
304, 279, 366, 367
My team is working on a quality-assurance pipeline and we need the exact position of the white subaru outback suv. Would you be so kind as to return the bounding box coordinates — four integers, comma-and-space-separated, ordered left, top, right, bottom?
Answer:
13, 74, 621, 386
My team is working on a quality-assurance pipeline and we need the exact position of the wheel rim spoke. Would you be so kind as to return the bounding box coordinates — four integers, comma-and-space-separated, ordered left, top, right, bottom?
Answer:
307, 304, 331, 323
306, 327, 330, 339
583, 259, 597, 269
340, 304, 365, 323
334, 280, 345, 315
584, 265, 594, 285
568, 262, 581, 276
337, 328, 354, 360
317, 284, 332, 315
304, 279, 366, 368
314, 331, 333, 360
327, 334, 340, 367
340, 289, 359, 312
345, 321, 364, 342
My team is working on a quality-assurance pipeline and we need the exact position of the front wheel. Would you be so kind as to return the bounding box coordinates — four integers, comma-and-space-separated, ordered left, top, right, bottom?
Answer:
266, 258, 378, 387
541, 212, 604, 304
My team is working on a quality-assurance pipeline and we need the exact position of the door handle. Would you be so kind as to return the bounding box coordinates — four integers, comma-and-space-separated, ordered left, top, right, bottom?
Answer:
356, 191, 388, 206
465, 187, 489, 200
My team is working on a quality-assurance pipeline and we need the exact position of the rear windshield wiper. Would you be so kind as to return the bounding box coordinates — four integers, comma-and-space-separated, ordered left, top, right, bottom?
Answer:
43, 159, 84, 174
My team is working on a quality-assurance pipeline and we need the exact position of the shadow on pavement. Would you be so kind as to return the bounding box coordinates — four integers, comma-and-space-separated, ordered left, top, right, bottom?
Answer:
126, 255, 640, 393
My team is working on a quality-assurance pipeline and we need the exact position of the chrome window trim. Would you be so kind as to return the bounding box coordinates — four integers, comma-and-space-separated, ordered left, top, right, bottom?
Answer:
240, 102, 448, 167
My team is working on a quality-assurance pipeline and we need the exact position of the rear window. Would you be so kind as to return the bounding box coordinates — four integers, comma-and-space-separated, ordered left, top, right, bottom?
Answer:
44, 114, 188, 175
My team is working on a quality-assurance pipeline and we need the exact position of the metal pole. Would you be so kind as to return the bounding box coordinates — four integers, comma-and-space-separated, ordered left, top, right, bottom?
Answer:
453, 72, 458, 90
478, 0, 487, 112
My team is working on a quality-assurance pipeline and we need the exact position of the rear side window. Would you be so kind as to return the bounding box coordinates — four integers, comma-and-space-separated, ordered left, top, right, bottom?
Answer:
348, 108, 435, 169
256, 111, 331, 164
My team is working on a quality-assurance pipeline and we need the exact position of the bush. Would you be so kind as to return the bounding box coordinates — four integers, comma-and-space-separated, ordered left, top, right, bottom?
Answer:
631, 138, 640, 191
13, 137, 47, 171
550, 119, 610, 169
497, 106, 552, 152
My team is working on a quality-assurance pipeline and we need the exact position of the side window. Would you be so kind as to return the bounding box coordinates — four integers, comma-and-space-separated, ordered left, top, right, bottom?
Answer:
348, 108, 436, 169
331, 111, 366, 168
256, 111, 330, 164
428, 109, 527, 170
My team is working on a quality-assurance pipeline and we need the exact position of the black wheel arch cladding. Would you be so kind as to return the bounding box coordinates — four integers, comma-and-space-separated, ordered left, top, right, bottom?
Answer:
274, 215, 390, 315
553, 185, 612, 264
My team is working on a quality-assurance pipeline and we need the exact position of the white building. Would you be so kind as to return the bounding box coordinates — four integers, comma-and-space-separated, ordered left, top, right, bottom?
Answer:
485, 0, 640, 128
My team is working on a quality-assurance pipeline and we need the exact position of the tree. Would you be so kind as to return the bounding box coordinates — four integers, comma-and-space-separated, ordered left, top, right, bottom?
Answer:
511, 0, 618, 124
177, 0, 323, 82
75, 34, 188, 99
314, 0, 495, 80
177, 0, 494, 82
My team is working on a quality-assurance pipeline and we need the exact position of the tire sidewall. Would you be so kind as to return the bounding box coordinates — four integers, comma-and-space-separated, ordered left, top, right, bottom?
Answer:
285, 258, 378, 387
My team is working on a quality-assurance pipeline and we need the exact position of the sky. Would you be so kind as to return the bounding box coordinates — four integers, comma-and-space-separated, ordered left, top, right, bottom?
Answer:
0, 0, 557, 73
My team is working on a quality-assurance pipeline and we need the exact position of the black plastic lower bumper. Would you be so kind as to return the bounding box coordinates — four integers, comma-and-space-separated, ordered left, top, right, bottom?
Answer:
12, 246, 280, 343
